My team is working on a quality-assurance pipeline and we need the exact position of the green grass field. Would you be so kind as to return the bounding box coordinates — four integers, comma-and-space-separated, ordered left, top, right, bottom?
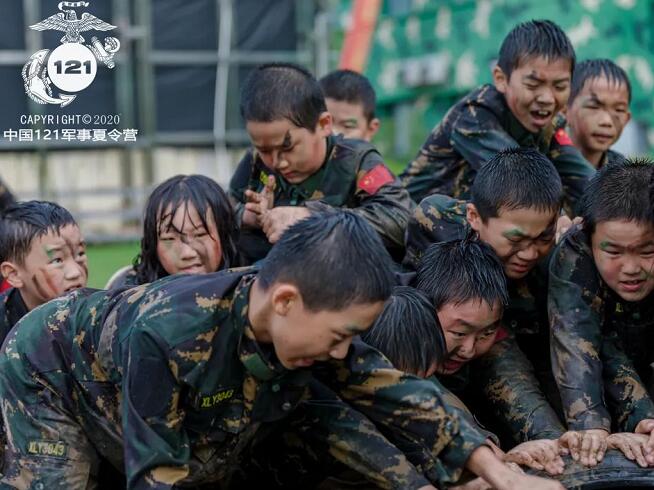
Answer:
86, 242, 140, 288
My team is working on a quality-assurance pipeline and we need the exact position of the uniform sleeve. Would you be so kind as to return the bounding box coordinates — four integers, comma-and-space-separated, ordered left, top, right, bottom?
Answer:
122, 327, 191, 490
601, 334, 654, 432
314, 339, 488, 486
306, 152, 412, 252
403, 196, 467, 270
228, 150, 257, 227
449, 105, 520, 172
547, 138, 594, 215
548, 236, 611, 431
472, 336, 565, 442
298, 381, 431, 490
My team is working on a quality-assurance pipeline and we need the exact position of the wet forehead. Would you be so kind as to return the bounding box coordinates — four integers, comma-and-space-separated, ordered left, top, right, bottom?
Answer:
515, 55, 572, 81
579, 77, 630, 104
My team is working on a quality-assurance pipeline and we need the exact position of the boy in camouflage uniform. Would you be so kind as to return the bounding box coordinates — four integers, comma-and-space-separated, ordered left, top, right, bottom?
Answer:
320, 69, 380, 142
564, 59, 631, 169
229, 63, 412, 264
0, 200, 88, 344
549, 159, 654, 468
0, 212, 562, 490
365, 245, 567, 476
404, 148, 565, 445
400, 20, 594, 212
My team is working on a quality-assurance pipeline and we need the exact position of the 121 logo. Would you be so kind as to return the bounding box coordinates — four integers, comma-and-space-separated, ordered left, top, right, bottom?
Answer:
22, 1, 120, 107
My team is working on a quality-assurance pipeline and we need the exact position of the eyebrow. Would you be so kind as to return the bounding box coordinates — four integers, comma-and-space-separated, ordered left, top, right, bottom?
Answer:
502, 228, 527, 239
600, 240, 654, 250
255, 131, 292, 152
523, 74, 569, 84
341, 118, 358, 124
457, 319, 498, 332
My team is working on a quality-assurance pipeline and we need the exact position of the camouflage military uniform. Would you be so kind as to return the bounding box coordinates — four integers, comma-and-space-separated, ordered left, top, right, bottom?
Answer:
229, 134, 413, 263
404, 194, 565, 443
549, 226, 654, 432
400, 84, 594, 213
597, 149, 626, 169
0, 287, 28, 347
0, 268, 488, 490
105, 266, 140, 290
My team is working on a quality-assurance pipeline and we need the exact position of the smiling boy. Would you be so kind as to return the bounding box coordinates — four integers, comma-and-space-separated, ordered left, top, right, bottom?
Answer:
229, 63, 411, 263
401, 20, 594, 212
549, 159, 654, 467
0, 200, 88, 344
565, 59, 631, 168
404, 148, 566, 444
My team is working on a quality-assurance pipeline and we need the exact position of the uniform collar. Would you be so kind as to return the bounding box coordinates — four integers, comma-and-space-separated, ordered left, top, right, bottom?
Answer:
7, 288, 29, 328
232, 275, 286, 381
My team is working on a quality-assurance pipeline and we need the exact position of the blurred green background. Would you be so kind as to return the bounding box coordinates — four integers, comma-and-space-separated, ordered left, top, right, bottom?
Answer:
86, 242, 139, 288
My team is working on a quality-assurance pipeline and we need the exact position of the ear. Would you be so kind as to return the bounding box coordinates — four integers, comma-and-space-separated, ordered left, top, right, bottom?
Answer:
624, 110, 632, 126
316, 111, 333, 137
492, 65, 508, 94
367, 118, 380, 139
1, 261, 23, 288
270, 284, 302, 317
466, 203, 483, 232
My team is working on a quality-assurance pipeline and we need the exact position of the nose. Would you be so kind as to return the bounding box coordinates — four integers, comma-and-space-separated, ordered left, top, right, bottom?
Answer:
536, 88, 555, 106
457, 336, 476, 360
179, 239, 199, 260
329, 338, 352, 360
622, 256, 642, 275
517, 243, 539, 262
64, 259, 82, 281
597, 110, 614, 127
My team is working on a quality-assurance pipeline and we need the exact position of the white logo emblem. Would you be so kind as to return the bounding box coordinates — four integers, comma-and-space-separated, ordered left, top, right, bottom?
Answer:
22, 1, 120, 107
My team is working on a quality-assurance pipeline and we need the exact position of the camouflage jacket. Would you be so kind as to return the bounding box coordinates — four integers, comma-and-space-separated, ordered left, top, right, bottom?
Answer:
549, 226, 654, 432
0, 287, 28, 347
2, 268, 488, 490
403, 194, 565, 441
598, 149, 626, 169
400, 84, 594, 213
229, 134, 412, 263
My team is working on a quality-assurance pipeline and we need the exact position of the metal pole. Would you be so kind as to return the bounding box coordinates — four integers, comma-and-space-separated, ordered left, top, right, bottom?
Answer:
213, 0, 234, 185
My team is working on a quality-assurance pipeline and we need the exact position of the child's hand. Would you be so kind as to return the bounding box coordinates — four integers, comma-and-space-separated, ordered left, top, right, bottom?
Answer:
505, 439, 566, 475
262, 206, 311, 243
559, 429, 608, 467
555, 215, 583, 243
635, 419, 654, 463
243, 175, 275, 228
607, 432, 653, 467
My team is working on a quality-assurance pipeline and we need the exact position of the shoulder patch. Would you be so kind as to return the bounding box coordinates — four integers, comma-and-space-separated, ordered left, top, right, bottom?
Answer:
554, 128, 573, 146
358, 164, 395, 195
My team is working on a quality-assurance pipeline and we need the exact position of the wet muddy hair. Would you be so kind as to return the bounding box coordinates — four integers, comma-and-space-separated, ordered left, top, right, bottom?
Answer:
472, 147, 563, 222
133, 174, 239, 284
0, 200, 78, 265
240, 62, 327, 131
320, 69, 377, 121
258, 210, 395, 311
498, 20, 575, 78
416, 237, 508, 310
581, 158, 654, 235
569, 58, 632, 106
362, 286, 446, 375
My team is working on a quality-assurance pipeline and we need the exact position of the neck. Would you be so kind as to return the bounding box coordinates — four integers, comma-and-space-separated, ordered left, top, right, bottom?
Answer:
18, 290, 39, 312
247, 278, 273, 343
571, 132, 603, 168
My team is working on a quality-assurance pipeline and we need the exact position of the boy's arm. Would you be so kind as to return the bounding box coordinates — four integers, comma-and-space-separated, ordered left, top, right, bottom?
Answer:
403, 195, 467, 270
601, 335, 654, 433
548, 236, 611, 432
122, 327, 191, 490
298, 381, 433, 490
302, 154, 411, 251
314, 339, 489, 486
472, 335, 566, 442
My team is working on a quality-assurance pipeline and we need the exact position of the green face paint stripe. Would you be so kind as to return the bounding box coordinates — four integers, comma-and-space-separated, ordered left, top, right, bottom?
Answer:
502, 228, 524, 239
599, 241, 611, 251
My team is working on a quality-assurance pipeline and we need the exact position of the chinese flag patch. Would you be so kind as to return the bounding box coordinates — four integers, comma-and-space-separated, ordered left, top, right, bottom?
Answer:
358, 164, 394, 195
554, 128, 573, 146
